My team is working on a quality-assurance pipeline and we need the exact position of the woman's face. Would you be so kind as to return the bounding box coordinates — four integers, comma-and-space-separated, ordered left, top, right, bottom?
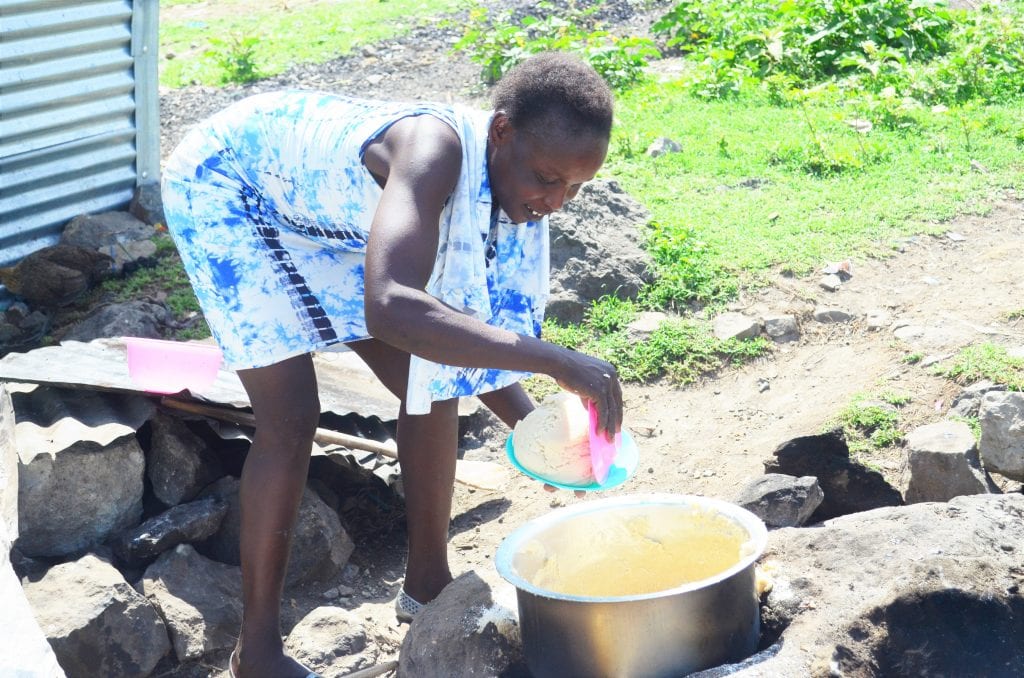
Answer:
487, 112, 608, 224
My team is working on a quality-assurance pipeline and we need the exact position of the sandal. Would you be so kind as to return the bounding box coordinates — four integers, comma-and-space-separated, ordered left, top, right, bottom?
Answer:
394, 588, 425, 623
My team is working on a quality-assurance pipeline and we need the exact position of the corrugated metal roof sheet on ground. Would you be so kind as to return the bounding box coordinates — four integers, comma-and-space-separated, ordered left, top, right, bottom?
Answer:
0, 338, 405, 420
0, 0, 159, 268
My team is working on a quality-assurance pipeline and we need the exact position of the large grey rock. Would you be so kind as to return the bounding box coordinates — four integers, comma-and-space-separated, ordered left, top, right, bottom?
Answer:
764, 430, 902, 521
762, 314, 799, 343
139, 544, 242, 661
147, 412, 224, 506
23, 554, 170, 677
689, 494, 1024, 677
112, 495, 229, 566
546, 180, 653, 323
713, 312, 761, 341
949, 380, 1005, 418
129, 182, 166, 227
284, 606, 377, 676
1, 385, 65, 677
17, 434, 145, 557
398, 572, 524, 678
734, 474, 823, 527
61, 211, 158, 274
979, 391, 1024, 481
0, 385, 17, 541
61, 299, 171, 342
902, 420, 991, 503
199, 476, 355, 586
812, 307, 854, 323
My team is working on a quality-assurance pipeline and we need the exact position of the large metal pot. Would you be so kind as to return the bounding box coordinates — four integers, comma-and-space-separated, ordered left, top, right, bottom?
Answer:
495, 494, 768, 678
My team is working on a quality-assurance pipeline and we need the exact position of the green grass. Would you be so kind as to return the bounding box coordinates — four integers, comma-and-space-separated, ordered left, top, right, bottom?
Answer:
937, 342, 1024, 391
827, 391, 913, 454
606, 81, 1024, 293
160, 0, 467, 87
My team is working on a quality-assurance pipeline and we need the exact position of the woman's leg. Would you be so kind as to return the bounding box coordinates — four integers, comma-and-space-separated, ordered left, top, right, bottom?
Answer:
348, 340, 458, 603
232, 354, 321, 678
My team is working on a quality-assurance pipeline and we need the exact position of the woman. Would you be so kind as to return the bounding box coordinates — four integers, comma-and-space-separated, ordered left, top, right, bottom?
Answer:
162, 52, 623, 678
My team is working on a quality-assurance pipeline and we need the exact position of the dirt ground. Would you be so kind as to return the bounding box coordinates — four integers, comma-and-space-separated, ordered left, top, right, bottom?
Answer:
152, 2, 1024, 674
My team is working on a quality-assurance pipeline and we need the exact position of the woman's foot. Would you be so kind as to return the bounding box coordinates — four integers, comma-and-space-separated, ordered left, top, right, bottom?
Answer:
230, 646, 318, 678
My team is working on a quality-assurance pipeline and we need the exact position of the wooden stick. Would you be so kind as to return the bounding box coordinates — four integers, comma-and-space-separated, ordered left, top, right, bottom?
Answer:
160, 397, 508, 491
338, 661, 399, 678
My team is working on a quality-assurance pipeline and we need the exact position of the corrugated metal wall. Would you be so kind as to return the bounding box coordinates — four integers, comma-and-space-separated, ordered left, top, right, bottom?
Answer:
0, 0, 158, 267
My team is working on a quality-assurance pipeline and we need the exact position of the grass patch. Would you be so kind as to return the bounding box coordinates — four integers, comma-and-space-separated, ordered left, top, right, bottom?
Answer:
542, 305, 770, 385
937, 342, 1024, 391
606, 81, 1024, 289
828, 390, 913, 454
160, 0, 466, 87
97, 236, 210, 341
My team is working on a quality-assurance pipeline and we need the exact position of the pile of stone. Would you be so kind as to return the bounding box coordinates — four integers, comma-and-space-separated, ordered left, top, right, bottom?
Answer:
1, 382, 402, 678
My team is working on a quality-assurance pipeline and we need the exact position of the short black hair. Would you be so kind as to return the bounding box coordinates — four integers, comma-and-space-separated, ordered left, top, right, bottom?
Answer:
492, 52, 614, 143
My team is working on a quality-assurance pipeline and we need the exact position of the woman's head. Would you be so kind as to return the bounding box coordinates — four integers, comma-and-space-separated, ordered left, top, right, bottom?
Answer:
488, 52, 614, 223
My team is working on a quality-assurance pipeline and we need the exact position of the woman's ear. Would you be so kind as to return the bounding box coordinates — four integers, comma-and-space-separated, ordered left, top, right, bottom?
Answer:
489, 111, 514, 147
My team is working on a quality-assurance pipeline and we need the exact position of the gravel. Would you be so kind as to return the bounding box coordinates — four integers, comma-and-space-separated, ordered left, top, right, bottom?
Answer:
158, 0, 672, 159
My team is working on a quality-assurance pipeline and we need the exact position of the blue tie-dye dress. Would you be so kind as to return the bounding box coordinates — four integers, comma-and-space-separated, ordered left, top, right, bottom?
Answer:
162, 91, 549, 414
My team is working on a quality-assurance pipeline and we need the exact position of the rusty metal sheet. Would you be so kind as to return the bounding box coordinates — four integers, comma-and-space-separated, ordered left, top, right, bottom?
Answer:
0, 338, 403, 420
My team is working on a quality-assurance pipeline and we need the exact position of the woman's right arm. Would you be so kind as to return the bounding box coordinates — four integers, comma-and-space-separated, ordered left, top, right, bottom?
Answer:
361, 115, 622, 434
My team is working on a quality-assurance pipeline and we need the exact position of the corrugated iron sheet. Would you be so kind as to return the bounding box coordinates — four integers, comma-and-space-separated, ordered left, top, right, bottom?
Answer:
0, 338, 406, 420
0, 0, 159, 266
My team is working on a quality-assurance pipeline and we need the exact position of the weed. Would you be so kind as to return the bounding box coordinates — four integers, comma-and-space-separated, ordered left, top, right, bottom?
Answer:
1004, 309, 1024, 321
938, 342, 1024, 391
830, 391, 911, 453
903, 352, 924, 365
453, 2, 659, 90
206, 33, 263, 84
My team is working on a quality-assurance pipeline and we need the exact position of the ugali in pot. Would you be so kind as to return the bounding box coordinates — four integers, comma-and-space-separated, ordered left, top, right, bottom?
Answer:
495, 494, 768, 678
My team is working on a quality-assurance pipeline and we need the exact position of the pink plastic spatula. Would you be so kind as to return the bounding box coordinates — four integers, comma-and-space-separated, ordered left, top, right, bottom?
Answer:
588, 401, 621, 485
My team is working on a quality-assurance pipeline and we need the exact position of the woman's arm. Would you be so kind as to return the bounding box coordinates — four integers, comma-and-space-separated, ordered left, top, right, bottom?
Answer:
361, 115, 621, 434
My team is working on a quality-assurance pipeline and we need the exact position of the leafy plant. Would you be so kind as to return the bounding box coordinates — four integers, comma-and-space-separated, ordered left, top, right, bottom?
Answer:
453, 3, 659, 90
206, 33, 263, 84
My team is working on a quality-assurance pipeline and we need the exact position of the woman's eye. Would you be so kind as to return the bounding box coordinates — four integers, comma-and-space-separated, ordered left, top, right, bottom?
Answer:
536, 174, 557, 185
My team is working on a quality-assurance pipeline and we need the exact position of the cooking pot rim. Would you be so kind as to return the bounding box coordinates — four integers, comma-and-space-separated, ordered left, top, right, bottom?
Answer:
494, 493, 768, 603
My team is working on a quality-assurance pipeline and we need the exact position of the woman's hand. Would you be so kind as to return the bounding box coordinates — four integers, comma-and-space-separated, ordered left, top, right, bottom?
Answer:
553, 349, 623, 440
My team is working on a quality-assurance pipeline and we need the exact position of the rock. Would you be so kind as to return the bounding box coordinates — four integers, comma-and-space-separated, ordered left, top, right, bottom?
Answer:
0, 386, 16, 540
139, 544, 242, 661
60, 211, 159, 275
764, 430, 902, 522
61, 299, 171, 342
713, 312, 761, 341
23, 554, 170, 677
949, 380, 1005, 418
734, 474, 823, 527
812, 307, 854, 323
902, 421, 991, 503
128, 182, 166, 227
819, 274, 842, 291
979, 391, 1024, 481
762, 314, 798, 343
0, 244, 113, 308
626, 311, 666, 339
111, 496, 229, 566
17, 433, 145, 557
690, 495, 1024, 677
546, 180, 653, 323
284, 606, 377, 675
398, 572, 524, 678
199, 476, 355, 586
0, 385, 66, 677
147, 412, 224, 506
645, 136, 682, 157
865, 308, 892, 331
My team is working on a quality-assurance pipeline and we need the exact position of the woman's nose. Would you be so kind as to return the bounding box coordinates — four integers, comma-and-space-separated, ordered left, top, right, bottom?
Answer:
543, 185, 570, 212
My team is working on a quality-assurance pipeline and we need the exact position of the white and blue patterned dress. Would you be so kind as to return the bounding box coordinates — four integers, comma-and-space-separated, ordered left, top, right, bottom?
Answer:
162, 91, 549, 414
